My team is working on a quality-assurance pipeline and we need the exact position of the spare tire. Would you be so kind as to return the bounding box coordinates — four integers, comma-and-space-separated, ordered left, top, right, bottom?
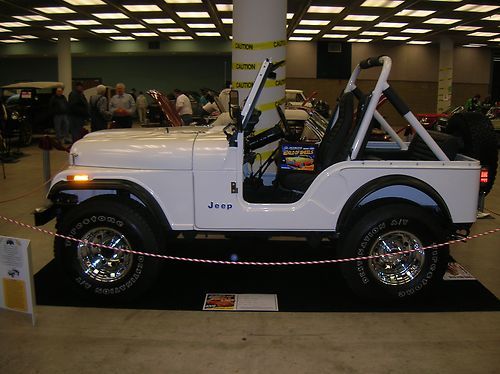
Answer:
445, 112, 498, 194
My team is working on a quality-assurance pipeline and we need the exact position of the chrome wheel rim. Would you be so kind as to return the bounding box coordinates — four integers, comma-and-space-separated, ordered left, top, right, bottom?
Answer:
77, 227, 133, 283
367, 231, 425, 286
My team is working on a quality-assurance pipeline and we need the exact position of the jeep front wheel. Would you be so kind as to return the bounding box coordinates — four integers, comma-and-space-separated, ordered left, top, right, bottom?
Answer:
338, 203, 449, 300
54, 196, 163, 300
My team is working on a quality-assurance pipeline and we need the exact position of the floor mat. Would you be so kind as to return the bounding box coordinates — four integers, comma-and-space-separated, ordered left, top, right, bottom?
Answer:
35, 238, 500, 312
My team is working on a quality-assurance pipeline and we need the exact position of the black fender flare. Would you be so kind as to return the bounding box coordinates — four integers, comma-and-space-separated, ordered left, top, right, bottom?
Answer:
49, 179, 172, 235
336, 175, 452, 234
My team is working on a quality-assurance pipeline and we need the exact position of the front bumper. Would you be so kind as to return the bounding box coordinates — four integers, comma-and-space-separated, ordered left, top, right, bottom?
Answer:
33, 202, 56, 226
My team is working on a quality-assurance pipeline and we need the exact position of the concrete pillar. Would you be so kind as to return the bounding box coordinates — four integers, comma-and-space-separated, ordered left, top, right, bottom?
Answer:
437, 37, 453, 112
57, 35, 72, 96
232, 0, 287, 139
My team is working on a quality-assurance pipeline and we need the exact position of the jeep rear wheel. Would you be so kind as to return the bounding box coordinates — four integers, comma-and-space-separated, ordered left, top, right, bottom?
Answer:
54, 196, 163, 300
338, 204, 449, 300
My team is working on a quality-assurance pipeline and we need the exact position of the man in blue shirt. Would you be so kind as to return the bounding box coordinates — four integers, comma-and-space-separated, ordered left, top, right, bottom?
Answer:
110, 83, 136, 128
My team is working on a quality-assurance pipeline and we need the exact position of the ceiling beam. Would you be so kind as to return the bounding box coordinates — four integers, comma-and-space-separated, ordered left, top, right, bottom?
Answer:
202, 0, 229, 41
287, 0, 312, 38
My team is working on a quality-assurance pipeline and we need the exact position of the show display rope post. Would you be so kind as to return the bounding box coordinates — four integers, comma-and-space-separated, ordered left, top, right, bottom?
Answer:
39, 136, 53, 194
38, 135, 70, 194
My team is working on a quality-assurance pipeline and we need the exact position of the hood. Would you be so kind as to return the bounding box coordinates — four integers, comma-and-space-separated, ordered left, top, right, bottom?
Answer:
71, 129, 199, 170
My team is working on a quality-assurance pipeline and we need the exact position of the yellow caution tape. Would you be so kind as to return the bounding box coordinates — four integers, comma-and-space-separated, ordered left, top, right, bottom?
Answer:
232, 79, 286, 89
256, 97, 286, 112
232, 60, 286, 71
233, 39, 287, 51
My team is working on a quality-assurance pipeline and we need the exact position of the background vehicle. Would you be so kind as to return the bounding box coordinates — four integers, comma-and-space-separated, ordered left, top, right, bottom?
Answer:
286, 89, 330, 119
1, 81, 62, 146
416, 106, 464, 132
37, 57, 485, 303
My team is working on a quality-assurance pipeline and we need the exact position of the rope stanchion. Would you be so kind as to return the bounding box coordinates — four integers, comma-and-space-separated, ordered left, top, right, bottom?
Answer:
1, 214, 499, 266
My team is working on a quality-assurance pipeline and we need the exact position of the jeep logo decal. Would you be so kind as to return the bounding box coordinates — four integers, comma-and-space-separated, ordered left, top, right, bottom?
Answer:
208, 201, 232, 210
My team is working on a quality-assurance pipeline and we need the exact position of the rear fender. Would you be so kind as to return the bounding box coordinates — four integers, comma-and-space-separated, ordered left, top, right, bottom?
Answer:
336, 175, 452, 235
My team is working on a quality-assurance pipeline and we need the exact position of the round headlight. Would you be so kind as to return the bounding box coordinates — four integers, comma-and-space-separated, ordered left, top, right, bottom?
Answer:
11, 111, 19, 121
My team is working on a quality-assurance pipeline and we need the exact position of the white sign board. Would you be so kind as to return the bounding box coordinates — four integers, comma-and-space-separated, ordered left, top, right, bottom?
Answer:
0, 236, 36, 325
203, 294, 278, 311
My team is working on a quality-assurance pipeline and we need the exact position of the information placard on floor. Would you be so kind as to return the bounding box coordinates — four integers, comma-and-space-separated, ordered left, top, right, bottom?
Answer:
203, 293, 278, 311
0, 236, 35, 325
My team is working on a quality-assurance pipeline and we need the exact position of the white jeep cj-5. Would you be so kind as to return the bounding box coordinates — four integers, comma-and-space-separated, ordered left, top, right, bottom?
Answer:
35, 56, 482, 301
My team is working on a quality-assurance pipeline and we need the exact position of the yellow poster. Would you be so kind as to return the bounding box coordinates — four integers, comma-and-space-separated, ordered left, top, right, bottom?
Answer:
3, 278, 28, 312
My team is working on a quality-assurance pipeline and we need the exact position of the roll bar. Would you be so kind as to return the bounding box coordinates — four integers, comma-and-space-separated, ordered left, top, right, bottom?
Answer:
346, 56, 449, 162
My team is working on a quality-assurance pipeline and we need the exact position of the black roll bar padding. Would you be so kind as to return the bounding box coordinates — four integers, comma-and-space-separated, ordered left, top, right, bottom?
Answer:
352, 87, 365, 100
359, 55, 385, 69
382, 86, 411, 117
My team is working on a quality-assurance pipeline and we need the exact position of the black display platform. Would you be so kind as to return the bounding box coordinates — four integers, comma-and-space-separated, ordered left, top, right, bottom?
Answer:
35, 238, 500, 312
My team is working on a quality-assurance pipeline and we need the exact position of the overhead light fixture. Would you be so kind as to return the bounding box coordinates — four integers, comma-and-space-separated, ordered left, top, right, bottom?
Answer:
299, 20, 330, 26
482, 15, 500, 21
215, 4, 233, 12
489, 37, 500, 42
0, 22, 29, 27
132, 32, 158, 36
45, 25, 77, 30
221, 18, 233, 24
332, 26, 361, 31
361, 0, 403, 8
323, 34, 348, 38
158, 28, 184, 32
294, 29, 321, 34
123, 5, 162, 12
12, 35, 38, 39
143, 18, 174, 24
468, 31, 499, 37
176, 12, 210, 18
187, 23, 216, 28
402, 28, 432, 34
110, 36, 136, 40
170, 35, 193, 40
68, 19, 101, 25
165, 0, 201, 3
13, 15, 50, 21
91, 28, 120, 33
396, 9, 435, 17
287, 13, 294, 19
289, 36, 312, 41
361, 31, 387, 36
463, 43, 487, 47
450, 25, 481, 31
384, 35, 410, 40
93, 13, 128, 19
407, 40, 432, 45
375, 22, 407, 28
52, 37, 80, 41
0, 28, 10, 32
196, 32, 221, 36
35, 7, 75, 14
455, 4, 499, 13
424, 18, 461, 24
0, 39, 24, 43
115, 24, 146, 29
307, 6, 344, 14
348, 38, 372, 42
344, 15, 379, 21
63, 0, 106, 5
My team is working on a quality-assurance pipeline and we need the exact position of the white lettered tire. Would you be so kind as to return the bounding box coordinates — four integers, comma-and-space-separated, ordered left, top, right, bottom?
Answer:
338, 203, 449, 300
54, 196, 163, 300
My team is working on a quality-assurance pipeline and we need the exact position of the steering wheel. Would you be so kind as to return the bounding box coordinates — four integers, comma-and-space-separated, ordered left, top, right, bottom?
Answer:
275, 104, 290, 134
